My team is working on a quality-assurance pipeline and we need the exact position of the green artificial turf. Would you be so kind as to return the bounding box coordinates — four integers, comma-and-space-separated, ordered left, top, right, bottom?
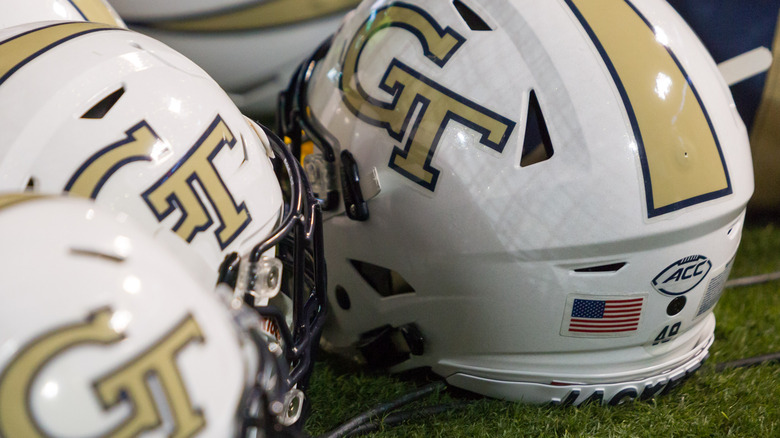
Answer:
303, 220, 780, 437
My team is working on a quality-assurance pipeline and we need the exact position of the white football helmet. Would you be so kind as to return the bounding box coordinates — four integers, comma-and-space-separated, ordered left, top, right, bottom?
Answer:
106, 0, 360, 115
0, 194, 300, 436
0, 0, 125, 29
0, 21, 326, 402
279, 0, 754, 405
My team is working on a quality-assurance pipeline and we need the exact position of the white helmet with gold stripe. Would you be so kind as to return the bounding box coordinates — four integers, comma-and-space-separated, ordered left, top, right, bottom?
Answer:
0, 194, 298, 436
0, 0, 125, 29
279, 0, 754, 405
105, 0, 360, 115
0, 20, 326, 413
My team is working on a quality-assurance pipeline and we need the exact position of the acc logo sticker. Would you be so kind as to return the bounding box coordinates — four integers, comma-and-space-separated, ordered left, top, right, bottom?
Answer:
652, 255, 711, 296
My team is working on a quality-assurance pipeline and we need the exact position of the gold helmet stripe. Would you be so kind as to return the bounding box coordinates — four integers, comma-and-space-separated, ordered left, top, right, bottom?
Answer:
0, 21, 121, 87
69, 0, 124, 27
0, 194, 47, 211
567, 0, 731, 217
132, 0, 360, 32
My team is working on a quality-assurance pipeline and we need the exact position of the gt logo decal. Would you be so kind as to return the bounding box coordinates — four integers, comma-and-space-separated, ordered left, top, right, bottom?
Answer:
65, 121, 158, 199
566, 0, 732, 218
65, 116, 251, 250
0, 21, 120, 87
340, 2, 515, 191
142, 116, 251, 249
0, 309, 205, 437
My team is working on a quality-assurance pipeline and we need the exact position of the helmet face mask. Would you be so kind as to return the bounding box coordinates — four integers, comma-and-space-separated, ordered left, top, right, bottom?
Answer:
280, 0, 754, 405
0, 20, 326, 422
225, 125, 327, 392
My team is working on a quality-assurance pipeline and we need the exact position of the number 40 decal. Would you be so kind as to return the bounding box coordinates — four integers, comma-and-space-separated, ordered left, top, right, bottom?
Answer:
653, 322, 681, 345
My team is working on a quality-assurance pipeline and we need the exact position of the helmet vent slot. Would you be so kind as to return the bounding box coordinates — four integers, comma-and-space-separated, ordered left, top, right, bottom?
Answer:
453, 0, 492, 31
349, 259, 415, 297
335, 285, 351, 310
573, 262, 627, 273
81, 87, 125, 119
69, 248, 125, 263
520, 90, 554, 167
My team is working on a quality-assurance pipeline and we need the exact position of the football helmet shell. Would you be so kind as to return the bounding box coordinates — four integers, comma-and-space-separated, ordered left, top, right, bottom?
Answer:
0, 0, 125, 29
0, 21, 326, 396
0, 194, 296, 436
107, 0, 361, 115
280, 0, 754, 405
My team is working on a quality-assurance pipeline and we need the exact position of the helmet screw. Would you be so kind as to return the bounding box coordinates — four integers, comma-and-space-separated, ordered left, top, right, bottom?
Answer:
270, 401, 284, 415
268, 342, 283, 357
267, 266, 279, 289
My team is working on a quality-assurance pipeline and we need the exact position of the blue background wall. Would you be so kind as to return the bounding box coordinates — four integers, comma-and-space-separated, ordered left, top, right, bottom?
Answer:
667, 1, 780, 130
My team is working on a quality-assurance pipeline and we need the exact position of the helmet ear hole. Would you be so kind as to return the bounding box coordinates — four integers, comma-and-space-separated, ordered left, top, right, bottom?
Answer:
667, 296, 686, 316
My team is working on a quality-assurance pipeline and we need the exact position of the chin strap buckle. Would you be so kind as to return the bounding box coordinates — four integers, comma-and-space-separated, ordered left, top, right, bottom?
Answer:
302, 150, 340, 211
357, 323, 424, 368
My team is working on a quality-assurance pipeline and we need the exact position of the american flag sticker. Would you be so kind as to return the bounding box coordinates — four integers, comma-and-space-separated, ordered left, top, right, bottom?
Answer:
561, 294, 646, 338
